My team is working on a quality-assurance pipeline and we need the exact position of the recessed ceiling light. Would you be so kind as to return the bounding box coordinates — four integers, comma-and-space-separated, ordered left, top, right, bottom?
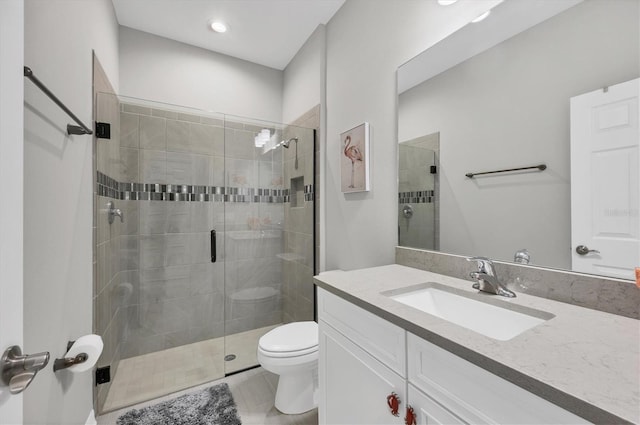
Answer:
210, 21, 228, 33
437, 0, 458, 5
471, 10, 491, 23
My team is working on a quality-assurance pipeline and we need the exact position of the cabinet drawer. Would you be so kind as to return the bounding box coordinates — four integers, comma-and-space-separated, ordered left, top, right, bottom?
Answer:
318, 288, 406, 376
407, 333, 590, 424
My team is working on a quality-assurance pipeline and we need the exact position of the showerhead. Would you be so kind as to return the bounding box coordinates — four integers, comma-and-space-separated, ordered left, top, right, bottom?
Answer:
280, 138, 298, 149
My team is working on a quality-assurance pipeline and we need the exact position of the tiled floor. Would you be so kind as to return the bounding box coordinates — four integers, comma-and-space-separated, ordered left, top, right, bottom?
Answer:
103, 324, 280, 412
97, 367, 318, 425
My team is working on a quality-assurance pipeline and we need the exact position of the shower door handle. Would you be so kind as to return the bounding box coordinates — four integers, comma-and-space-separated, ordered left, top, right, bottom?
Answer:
210, 230, 217, 263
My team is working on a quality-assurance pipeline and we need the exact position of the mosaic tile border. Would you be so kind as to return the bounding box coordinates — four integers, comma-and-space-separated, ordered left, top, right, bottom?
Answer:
399, 190, 435, 204
304, 184, 314, 202
96, 171, 315, 204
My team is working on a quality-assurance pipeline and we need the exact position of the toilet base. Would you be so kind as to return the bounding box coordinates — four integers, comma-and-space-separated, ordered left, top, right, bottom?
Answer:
273, 367, 318, 415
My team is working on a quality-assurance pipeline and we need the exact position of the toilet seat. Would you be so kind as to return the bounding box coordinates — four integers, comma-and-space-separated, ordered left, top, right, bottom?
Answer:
258, 321, 318, 358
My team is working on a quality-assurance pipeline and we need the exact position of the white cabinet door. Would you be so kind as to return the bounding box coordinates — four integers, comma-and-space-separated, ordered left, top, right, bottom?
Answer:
319, 320, 406, 425
407, 384, 465, 425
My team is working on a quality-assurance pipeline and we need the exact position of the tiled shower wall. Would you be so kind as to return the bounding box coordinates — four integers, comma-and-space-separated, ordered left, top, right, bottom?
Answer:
116, 103, 228, 358
283, 105, 320, 323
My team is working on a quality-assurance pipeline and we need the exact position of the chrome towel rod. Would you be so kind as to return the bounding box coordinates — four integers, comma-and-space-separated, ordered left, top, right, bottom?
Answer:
465, 164, 546, 178
23, 66, 93, 136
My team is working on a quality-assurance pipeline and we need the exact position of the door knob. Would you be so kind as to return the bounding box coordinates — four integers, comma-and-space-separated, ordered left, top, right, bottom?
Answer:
576, 245, 600, 255
1, 346, 50, 394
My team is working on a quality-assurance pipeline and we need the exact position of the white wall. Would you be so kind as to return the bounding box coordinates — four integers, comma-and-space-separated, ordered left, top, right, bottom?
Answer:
324, 0, 501, 271
282, 25, 326, 125
119, 26, 283, 122
398, 0, 639, 269
0, 1, 24, 423
282, 24, 327, 269
23, 0, 119, 423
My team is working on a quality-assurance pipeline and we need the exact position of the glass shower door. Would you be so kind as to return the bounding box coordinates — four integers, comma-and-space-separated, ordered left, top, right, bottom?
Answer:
398, 135, 439, 251
222, 116, 316, 374
94, 93, 227, 413
94, 93, 317, 413
222, 116, 284, 374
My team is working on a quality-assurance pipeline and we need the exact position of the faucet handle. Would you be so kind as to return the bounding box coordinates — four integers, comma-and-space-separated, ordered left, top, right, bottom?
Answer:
466, 256, 495, 275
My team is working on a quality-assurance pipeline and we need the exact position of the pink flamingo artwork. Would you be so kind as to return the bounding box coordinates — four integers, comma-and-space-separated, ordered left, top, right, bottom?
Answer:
343, 135, 363, 188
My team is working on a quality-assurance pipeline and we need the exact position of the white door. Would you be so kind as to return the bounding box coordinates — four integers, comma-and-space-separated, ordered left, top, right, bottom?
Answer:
0, 0, 24, 423
318, 321, 405, 425
570, 78, 640, 279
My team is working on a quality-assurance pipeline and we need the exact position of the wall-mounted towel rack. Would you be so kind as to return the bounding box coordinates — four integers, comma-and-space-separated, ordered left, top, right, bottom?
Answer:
23, 66, 93, 136
465, 164, 546, 179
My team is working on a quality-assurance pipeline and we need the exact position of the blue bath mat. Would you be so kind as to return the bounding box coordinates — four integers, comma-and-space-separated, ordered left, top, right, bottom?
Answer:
116, 382, 241, 425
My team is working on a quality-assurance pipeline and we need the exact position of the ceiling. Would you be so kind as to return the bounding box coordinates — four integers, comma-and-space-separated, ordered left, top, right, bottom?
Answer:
111, 0, 345, 70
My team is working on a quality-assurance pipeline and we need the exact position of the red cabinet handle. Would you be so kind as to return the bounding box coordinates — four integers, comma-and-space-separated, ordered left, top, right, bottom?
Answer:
405, 405, 417, 425
387, 392, 401, 416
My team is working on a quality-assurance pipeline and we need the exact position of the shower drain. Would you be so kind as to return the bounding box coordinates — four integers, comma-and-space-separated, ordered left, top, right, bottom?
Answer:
224, 354, 236, 361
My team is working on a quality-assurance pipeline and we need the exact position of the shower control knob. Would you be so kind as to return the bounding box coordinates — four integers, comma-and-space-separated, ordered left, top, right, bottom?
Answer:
107, 201, 124, 225
402, 205, 413, 219
576, 245, 600, 255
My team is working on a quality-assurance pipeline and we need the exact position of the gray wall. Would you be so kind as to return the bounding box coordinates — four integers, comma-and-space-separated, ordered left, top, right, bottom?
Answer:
23, 0, 119, 423
119, 27, 284, 123
323, 0, 502, 271
398, 0, 639, 269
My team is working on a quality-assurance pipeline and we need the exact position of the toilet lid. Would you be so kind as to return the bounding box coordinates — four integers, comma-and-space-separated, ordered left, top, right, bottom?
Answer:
259, 321, 318, 353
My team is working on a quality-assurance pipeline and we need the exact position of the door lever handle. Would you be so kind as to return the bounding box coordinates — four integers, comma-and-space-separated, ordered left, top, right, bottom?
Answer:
1, 346, 50, 394
576, 245, 600, 255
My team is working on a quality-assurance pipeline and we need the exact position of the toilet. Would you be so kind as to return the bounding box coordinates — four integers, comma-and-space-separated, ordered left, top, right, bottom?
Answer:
257, 321, 318, 414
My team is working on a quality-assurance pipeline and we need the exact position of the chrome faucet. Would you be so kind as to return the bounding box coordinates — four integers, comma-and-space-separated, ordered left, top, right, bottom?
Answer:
467, 256, 516, 298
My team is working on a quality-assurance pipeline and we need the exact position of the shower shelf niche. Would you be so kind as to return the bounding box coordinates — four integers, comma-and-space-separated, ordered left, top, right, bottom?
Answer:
276, 253, 306, 262
290, 176, 304, 208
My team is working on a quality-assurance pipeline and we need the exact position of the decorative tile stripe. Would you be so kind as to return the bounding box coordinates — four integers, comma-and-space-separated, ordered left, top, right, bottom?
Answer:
398, 190, 435, 204
304, 184, 315, 202
97, 171, 296, 203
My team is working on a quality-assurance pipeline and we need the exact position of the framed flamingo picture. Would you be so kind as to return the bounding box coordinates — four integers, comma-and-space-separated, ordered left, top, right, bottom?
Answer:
340, 122, 370, 193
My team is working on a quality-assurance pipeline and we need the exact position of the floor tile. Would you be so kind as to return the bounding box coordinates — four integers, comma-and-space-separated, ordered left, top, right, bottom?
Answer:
97, 367, 318, 425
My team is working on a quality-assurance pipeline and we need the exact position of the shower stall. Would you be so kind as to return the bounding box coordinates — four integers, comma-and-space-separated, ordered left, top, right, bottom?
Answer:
398, 133, 439, 250
93, 93, 316, 413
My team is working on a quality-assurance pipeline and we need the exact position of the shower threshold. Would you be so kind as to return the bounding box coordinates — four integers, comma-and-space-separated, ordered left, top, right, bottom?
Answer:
101, 324, 280, 413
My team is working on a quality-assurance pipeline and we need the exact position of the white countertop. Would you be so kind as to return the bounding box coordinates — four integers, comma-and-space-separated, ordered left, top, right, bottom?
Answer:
313, 264, 640, 425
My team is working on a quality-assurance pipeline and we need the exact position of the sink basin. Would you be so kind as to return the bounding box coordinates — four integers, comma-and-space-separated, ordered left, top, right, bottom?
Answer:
387, 283, 554, 341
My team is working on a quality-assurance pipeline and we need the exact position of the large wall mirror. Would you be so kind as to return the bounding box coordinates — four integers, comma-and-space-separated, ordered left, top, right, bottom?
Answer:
397, 0, 639, 281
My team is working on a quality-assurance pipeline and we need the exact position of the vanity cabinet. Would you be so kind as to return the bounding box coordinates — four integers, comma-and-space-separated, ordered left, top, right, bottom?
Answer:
318, 288, 590, 425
